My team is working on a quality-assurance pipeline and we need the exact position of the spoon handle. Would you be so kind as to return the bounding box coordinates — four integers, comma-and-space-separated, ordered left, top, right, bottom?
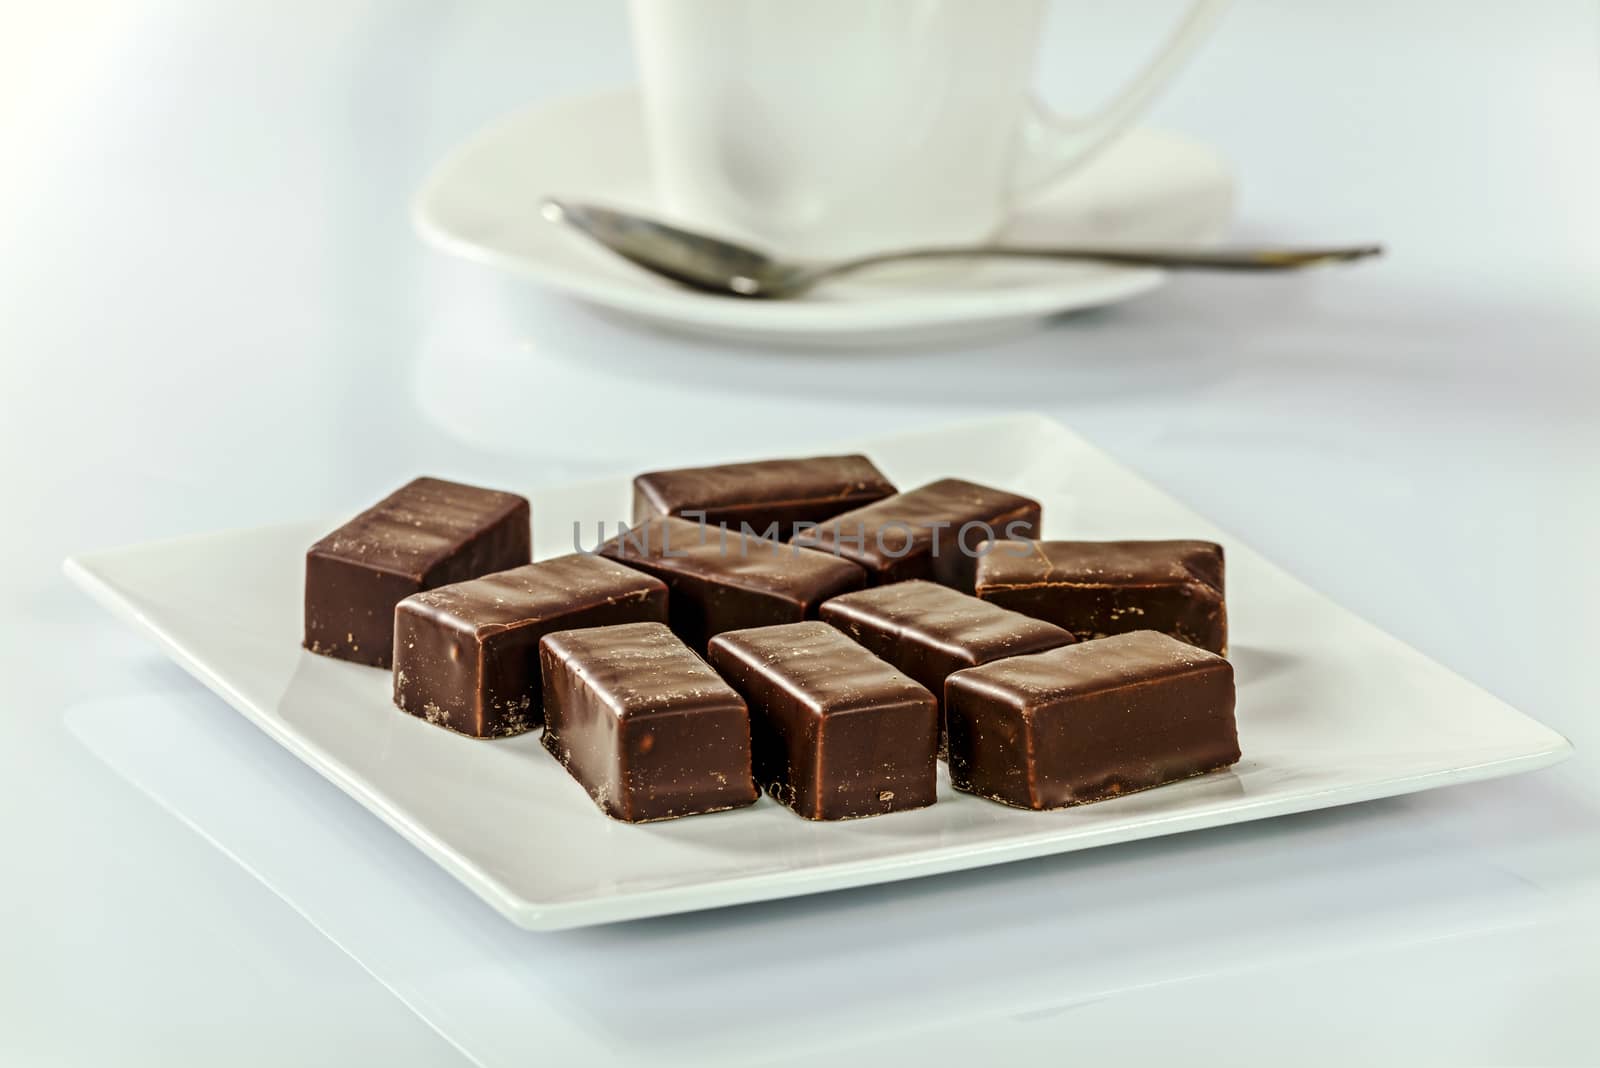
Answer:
808, 242, 1383, 284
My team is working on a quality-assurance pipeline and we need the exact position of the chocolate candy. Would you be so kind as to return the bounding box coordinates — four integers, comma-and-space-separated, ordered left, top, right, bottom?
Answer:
708, 622, 938, 820
798, 478, 1040, 592
393, 554, 668, 737
598, 515, 865, 652
818, 580, 1075, 740
304, 477, 530, 668
540, 623, 759, 822
974, 540, 1226, 654
632, 454, 896, 539
945, 630, 1239, 810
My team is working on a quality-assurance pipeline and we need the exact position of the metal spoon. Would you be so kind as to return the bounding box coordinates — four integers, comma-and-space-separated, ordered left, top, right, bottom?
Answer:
540, 198, 1382, 300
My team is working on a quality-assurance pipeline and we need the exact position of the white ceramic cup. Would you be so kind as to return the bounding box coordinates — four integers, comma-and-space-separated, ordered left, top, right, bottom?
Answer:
630, 0, 1227, 261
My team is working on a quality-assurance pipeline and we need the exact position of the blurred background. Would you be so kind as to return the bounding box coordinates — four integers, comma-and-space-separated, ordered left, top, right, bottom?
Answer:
5, 0, 1596, 683
2, 2, 1598, 1064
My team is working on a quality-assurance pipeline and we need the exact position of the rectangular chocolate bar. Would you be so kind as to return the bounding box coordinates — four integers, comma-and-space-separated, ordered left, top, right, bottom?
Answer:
797, 478, 1040, 592
393, 554, 668, 737
632, 454, 896, 539
304, 477, 530, 668
819, 579, 1075, 737
708, 621, 938, 820
974, 540, 1226, 654
540, 622, 759, 822
598, 515, 865, 652
945, 630, 1239, 810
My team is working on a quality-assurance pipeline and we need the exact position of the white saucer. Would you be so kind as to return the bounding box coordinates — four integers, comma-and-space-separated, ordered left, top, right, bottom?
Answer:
414, 89, 1236, 346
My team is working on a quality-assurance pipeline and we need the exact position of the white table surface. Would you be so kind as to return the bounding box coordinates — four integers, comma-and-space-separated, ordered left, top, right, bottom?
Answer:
3, 1, 1597, 1064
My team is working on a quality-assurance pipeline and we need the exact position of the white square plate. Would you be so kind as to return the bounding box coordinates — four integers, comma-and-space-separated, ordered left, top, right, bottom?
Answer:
64, 415, 1571, 930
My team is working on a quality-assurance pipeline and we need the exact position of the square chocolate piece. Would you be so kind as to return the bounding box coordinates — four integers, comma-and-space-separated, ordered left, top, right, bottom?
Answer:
797, 478, 1040, 592
632, 454, 896, 539
393, 554, 668, 737
974, 540, 1227, 654
708, 621, 938, 820
540, 623, 759, 822
819, 580, 1075, 743
304, 477, 530, 667
599, 515, 865, 652
945, 630, 1239, 810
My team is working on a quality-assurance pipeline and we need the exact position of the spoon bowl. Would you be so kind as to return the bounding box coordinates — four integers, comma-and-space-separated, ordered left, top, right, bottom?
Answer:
541, 200, 799, 296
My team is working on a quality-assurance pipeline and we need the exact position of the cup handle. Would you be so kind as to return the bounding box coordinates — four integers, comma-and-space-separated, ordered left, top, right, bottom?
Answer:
1010, 0, 1229, 200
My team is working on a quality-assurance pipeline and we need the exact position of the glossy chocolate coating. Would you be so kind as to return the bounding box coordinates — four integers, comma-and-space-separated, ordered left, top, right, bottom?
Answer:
819, 579, 1075, 733
945, 630, 1239, 810
708, 621, 938, 820
393, 554, 668, 737
540, 623, 759, 822
974, 540, 1226, 654
632, 454, 896, 539
304, 477, 530, 668
599, 515, 865, 652
798, 478, 1040, 592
